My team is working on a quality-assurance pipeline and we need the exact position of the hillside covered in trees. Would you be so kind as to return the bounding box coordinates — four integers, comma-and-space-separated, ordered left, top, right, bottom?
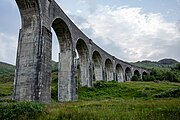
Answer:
131, 58, 180, 82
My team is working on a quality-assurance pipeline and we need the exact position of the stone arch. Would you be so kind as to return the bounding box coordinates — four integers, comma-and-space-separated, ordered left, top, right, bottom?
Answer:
76, 39, 89, 86
134, 70, 141, 80
51, 18, 74, 101
116, 64, 124, 82
92, 51, 103, 81
125, 67, 132, 81
105, 59, 113, 81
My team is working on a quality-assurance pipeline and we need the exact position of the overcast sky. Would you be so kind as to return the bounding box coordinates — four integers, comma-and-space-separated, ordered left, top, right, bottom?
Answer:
0, 0, 180, 65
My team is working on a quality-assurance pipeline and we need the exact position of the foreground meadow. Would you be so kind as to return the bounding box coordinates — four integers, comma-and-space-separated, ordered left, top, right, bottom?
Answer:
0, 81, 180, 120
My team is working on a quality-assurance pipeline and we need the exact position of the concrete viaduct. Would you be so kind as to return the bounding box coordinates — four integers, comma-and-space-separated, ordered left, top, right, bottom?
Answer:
13, 0, 150, 103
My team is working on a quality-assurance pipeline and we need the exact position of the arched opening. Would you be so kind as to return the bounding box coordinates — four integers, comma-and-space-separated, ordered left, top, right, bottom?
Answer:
51, 29, 59, 101
134, 70, 141, 80
76, 39, 89, 86
52, 18, 73, 101
125, 67, 132, 81
105, 59, 113, 81
142, 71, 148, 81
92, 51, 103, 81
116, 64, 124, 82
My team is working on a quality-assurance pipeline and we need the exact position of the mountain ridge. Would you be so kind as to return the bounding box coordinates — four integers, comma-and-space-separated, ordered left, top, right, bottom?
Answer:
130, 58, 179, 69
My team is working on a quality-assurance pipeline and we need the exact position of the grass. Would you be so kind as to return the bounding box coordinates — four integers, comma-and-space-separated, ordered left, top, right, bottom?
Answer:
39, 99, 180, 120
40, 81, 180, 120
0, 76, 180, 119
0, 101, 44, 120
0, 61, 180, 119
0, 81, 13, 98
79, 81, 180, 100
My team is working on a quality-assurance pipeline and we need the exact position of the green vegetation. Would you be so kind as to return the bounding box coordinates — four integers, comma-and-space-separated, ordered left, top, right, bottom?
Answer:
131, 58, 179, 69
0, 81, 13, 98
51, 71, 58, 101
0, 62, 15, 76
150, 65, 180, 82
131, 59, 180, 82
0, 60, 180, 120
1, 80, 180, 120
79, 81, 180, 100
42, 81, 180, 120
0, 101, 44, 120
52, 61, 58, 72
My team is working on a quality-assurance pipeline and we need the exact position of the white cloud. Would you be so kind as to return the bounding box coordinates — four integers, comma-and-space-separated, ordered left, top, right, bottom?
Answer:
0, 33, 17, 64
75, 5, 180, 61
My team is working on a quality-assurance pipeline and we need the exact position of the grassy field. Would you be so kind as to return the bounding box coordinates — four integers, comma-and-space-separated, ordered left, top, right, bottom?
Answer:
41, 81, 180, 120
40, 99, 180, 120
0, 80, 180, 120
0, 81, 13, 98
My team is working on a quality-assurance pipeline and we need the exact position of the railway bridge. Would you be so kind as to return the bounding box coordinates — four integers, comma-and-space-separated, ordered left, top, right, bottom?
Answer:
13, 0, 150, 103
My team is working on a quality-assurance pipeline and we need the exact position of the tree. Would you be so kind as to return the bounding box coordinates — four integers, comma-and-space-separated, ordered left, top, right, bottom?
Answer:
131, 75, 139, 81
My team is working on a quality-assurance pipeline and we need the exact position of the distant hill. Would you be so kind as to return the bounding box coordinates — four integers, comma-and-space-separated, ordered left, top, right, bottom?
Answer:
0, 62, 15, 75
131, 58, 179, 69
0, 58, 179, 75
0, 61, 59, 76
158, 59, 179, 65
52, 61, 58, 72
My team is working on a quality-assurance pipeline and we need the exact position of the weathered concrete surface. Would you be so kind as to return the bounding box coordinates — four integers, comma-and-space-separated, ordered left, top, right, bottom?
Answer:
13, 0, 151, 103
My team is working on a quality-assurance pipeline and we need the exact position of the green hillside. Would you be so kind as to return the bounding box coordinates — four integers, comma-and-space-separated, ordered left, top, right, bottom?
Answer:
0, 62, 15, 75
131, 58, 179, 69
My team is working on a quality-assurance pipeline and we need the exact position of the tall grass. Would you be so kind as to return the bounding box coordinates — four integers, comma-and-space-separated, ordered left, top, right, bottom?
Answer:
1, 80, 180, 120
78, 81, 180, 100
40, 99, 180, 120
0, 101, 44, 120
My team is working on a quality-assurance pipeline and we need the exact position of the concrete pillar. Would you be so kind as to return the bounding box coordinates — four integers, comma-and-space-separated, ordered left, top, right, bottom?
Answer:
13, 23, 52, 102
14, 0, 77, 102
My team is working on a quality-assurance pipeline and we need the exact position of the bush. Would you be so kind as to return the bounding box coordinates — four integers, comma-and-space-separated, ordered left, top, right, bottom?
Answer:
131, 75, 139, 81
0, 102, 44, 120
93, 81, 107, 89
154, 88, 180, 98
150, 67, 180, 82
142, 75, 155, 81
164, 71, 178, 82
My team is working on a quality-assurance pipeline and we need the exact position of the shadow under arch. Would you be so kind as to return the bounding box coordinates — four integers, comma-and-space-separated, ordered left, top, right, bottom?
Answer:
92, 51, 103, 82
116, 64, 124, 82
51, 18, 74, 101
134, 70, 141, 80
142, 71, 148, 81
125, 67, 132, 81
76, 39, 90, 87
105, 59, 113, 81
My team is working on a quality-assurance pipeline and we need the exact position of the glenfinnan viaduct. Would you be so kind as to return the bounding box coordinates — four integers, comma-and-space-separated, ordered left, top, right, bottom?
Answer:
13, 0, 150, 103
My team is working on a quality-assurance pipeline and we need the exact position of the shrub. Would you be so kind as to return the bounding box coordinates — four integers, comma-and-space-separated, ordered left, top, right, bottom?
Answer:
164, 71, 178, 82
154, 88, 180, 98
0, 102, 44, 120
93, 81, 107, 89
131, 75, 139, 81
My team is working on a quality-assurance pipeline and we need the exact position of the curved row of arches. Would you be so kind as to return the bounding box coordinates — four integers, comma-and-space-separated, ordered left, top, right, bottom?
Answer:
14, 0, 150, 102
51, 18, 150, 101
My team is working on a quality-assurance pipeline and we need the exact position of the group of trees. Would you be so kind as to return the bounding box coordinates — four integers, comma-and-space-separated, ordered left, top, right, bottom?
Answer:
131, 63, 180, 82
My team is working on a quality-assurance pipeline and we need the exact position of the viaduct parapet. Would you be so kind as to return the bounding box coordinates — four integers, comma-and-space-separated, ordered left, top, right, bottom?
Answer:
13, 0, 151, 103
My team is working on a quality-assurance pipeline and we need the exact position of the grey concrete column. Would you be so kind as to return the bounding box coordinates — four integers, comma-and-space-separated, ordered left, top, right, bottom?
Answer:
13, 22, 52, 103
